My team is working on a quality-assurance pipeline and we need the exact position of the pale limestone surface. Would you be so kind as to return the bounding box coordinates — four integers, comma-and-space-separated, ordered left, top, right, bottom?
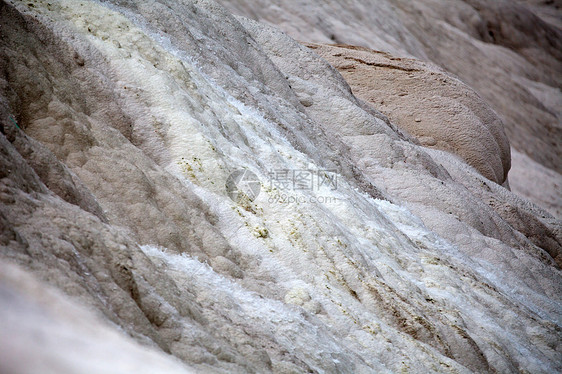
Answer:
0, 1, 561, 373
0, 260, 195, 374
218, 0, 562, 216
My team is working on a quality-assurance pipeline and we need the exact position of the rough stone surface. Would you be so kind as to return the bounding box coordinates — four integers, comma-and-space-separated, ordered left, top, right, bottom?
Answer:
218, 0, 562, 216
0, 260, 195, 374
509, 147, 562, 219
1, 1, 561, 373
304, 43, 510, 185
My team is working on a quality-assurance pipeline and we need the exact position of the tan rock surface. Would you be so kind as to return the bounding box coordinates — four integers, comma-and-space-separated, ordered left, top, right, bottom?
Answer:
305, 43, 511, 185
509, 147, 562, 219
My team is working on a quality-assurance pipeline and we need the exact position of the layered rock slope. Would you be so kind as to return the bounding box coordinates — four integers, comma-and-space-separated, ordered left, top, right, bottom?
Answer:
218, 0, 562, 218
1, 1, 561, 373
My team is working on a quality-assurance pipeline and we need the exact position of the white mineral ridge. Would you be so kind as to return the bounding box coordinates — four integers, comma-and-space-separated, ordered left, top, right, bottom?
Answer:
0, 0, 560, 373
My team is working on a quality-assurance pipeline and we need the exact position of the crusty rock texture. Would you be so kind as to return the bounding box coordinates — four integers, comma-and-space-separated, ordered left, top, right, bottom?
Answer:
304, 43, 511, 185
509, 148, 562, 219
218, 0, 562, 217
1, 1, 561, 373
0, 260, 195, 374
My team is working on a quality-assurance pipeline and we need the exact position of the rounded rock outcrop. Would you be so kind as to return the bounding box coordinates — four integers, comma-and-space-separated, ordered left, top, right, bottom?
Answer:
307, 43, 511, 185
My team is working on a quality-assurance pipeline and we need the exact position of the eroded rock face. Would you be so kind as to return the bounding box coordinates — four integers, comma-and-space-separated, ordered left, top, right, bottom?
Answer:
238, 16, 561, 267
0, 260, 195, 374
0, 1, 561, 373
218, 0, 562, 216
509, 148, 562, 219
304, 43, 511, 185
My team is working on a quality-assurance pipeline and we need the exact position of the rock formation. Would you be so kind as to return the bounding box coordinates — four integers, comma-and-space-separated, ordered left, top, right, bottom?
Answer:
304, 43, 511, 185
219, 0, 562, 218
1, 0, 560, 373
